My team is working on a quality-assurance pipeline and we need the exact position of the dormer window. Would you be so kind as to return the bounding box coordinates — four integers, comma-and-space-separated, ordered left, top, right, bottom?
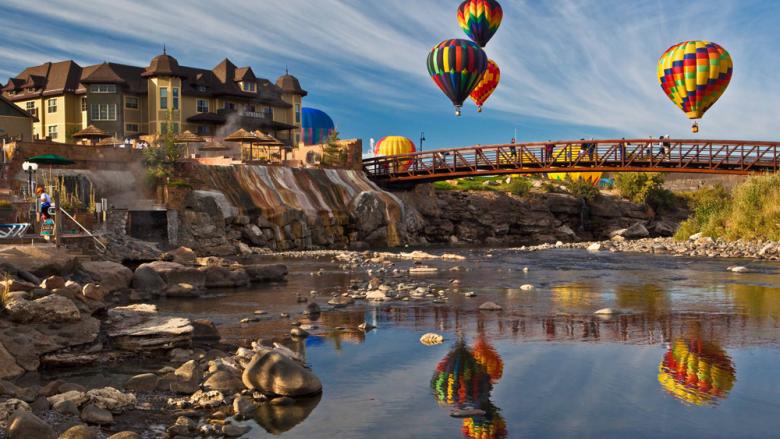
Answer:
242, 82, 256, 93
90, 84, 117, 94
197, 85, 208, 93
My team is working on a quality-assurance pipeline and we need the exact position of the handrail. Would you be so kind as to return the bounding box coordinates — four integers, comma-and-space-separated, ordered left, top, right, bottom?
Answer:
57, 207, 108, 251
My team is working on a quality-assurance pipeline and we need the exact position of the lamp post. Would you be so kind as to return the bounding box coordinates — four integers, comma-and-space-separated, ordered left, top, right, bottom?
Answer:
21, 161, 39, 231
419, 131, 426, 151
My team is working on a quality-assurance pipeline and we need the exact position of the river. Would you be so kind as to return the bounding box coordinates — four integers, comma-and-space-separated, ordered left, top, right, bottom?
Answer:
151, 248, 780, 438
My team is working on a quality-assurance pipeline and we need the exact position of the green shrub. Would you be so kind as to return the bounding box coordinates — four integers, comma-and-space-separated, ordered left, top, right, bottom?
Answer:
567, 179, 600, 200
674, 185, 731, 240
506, 178, 532, 196
167, 178, 192, 189
614, 172, 676, 209
433, 181, 456, 191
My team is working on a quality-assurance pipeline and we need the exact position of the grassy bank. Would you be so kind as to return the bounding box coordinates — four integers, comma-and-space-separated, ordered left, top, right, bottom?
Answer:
675, 173, 780, 241
433, 175, 601, 199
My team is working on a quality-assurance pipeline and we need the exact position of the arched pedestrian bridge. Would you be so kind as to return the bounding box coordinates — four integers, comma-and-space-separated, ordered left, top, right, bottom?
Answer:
362, 138, 780, 186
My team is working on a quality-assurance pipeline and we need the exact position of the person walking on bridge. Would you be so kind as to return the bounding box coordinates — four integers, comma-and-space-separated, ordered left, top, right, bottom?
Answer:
544, 141, 555, 165
509, 137, 517, 162
618, 138, 627, 163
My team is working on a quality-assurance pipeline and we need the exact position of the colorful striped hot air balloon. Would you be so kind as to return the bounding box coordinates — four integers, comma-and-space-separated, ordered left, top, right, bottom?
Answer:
427, 39, 489, 116
374, 136, 416, 171
658, 339, 736, 406
300, 108, 335, 145
461, 403, 508, 439
658, 41, 733, 133
470, 59, 500, 112
431, 341, 493, 407
457, 0, 504, 48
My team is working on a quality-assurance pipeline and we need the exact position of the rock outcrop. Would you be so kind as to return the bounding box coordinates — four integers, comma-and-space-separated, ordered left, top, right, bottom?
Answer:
105, 304, 193, 351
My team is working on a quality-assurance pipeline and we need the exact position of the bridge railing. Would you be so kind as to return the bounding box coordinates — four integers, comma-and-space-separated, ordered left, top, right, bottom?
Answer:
363, 139, 780, 182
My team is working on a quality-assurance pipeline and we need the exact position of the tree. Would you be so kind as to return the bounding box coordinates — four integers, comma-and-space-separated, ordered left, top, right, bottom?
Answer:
143, 112, 182, 188
321, 130, 346, 168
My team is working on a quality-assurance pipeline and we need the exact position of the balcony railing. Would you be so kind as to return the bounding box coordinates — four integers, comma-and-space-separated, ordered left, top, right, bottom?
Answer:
217, 108, 273, 121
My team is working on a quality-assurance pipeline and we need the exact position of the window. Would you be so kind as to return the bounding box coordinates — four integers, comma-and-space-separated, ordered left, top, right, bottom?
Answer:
126, 123, 139, 132
159, 87, 168, 109
242, 81, 256, 92
197, 99, 208, 113
224, 102, 235, 111
172, 87, 179, 110
125, 96, 139, 109
90, 104, 117, 121
81, 97, 87, 111
90, 84, 116, 93
25, 102, 35, 110
47, 98, 57, 113
196, 125, 210, 135
294, 103, 301, 124
159, 122, 179, 134
47, 125, 58, 139
197, 85, 208, 93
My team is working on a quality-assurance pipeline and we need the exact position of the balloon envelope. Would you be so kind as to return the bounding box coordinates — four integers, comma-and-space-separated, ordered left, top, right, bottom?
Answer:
658, 339, 736, 406
457, 0, 504, 47
470, 59, 501, 111
427, 39, 489, 114
300, 107, 335, 145
658, 41, 733, 120
374, 136, 416, 171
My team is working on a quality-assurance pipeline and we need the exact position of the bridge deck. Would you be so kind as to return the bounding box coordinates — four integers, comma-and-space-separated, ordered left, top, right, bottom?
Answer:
363, 139, 780, 185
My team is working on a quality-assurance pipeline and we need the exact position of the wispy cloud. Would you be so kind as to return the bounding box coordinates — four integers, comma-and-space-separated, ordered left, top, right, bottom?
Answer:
0, 0, 778, 142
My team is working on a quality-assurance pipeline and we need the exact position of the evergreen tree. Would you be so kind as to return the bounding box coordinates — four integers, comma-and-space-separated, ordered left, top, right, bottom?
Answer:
321, 130, 346, 167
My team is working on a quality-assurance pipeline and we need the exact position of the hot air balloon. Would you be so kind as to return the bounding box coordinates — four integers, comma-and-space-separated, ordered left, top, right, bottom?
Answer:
461, 403, 508, 439
472, 335, 503, 383
658, 339, 736, 406
427, 39, 489, 116
658, 41, 733, 133
470, 59, 500, 112
431, 341, 492, 407
457, 0, 504, 48
300, 108, 335, 145
374, 136, 416, 171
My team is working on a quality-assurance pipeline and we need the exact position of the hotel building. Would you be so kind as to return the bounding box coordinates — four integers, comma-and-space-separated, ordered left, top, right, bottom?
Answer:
1, 51, 306, 145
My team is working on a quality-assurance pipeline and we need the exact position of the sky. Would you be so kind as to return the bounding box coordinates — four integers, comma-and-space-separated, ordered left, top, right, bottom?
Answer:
1, 0, 779, 152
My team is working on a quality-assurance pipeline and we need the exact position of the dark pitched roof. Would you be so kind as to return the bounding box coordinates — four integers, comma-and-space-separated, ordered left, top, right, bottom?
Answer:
81, 62, 126, 84
142, 53, 185, 78
0, 94, 35, 119
234, 67, 255, 82
2, 53, 299, 108
276, 73, 307, 96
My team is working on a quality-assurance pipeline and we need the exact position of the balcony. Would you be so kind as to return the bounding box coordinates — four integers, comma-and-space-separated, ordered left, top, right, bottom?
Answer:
218, 108, 273, 121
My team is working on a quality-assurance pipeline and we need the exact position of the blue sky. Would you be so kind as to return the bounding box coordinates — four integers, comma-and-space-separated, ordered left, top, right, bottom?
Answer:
1, 0, 778, 151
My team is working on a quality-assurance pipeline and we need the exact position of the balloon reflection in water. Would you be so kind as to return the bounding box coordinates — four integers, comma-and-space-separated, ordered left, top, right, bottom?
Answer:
658, 339, 736, 406
431, 340, 492, 407
462, 402, 507, 439
472, 334, 503, 383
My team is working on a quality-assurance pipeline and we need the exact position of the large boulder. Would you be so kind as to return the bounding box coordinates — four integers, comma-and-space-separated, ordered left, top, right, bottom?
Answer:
80, 404, 113, 425
0, 399, 30, 428
165, 246, 197, 266
105, 304, 193, 351
170, 360, 201, 394
188, 190, 237, 221
135, 261, 206, 291
0, 278, 36, 292
244, 264, 288, 283
242, 351, 322, 397
202, 266, 250, 289
131, 265, 166, 292
0, 341, 24, 380
203, 370, 243, 394
85, 387, 136, 411
79, 261, 133, 293
4, 294, 80, 323
7, 411, 56, 439
59, 424, 99, 439
349, 192, 388, 239
609, 222, 650, 239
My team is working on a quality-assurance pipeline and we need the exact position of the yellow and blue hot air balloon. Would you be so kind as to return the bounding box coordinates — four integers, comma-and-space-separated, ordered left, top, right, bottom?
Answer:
658, 41, 733, 133
427, 39, 489, 116
457, 0, 504, 48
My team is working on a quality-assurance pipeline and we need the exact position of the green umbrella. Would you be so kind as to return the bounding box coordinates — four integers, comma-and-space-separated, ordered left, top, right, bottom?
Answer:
25, 154, 75, 165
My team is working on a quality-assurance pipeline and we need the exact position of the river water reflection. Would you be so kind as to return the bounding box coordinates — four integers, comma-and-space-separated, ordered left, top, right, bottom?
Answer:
158, 249, 780, 438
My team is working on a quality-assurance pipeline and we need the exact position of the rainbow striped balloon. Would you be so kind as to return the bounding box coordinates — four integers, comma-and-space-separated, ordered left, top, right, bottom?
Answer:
470, 59, 500, 112
457, 0, 504, 48
427, 39, 489, 116
658, 41, 733, 123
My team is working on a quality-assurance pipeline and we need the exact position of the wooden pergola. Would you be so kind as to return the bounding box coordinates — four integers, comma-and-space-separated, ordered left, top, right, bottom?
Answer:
72, 125, 110, 146
174, 130, 205, 158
